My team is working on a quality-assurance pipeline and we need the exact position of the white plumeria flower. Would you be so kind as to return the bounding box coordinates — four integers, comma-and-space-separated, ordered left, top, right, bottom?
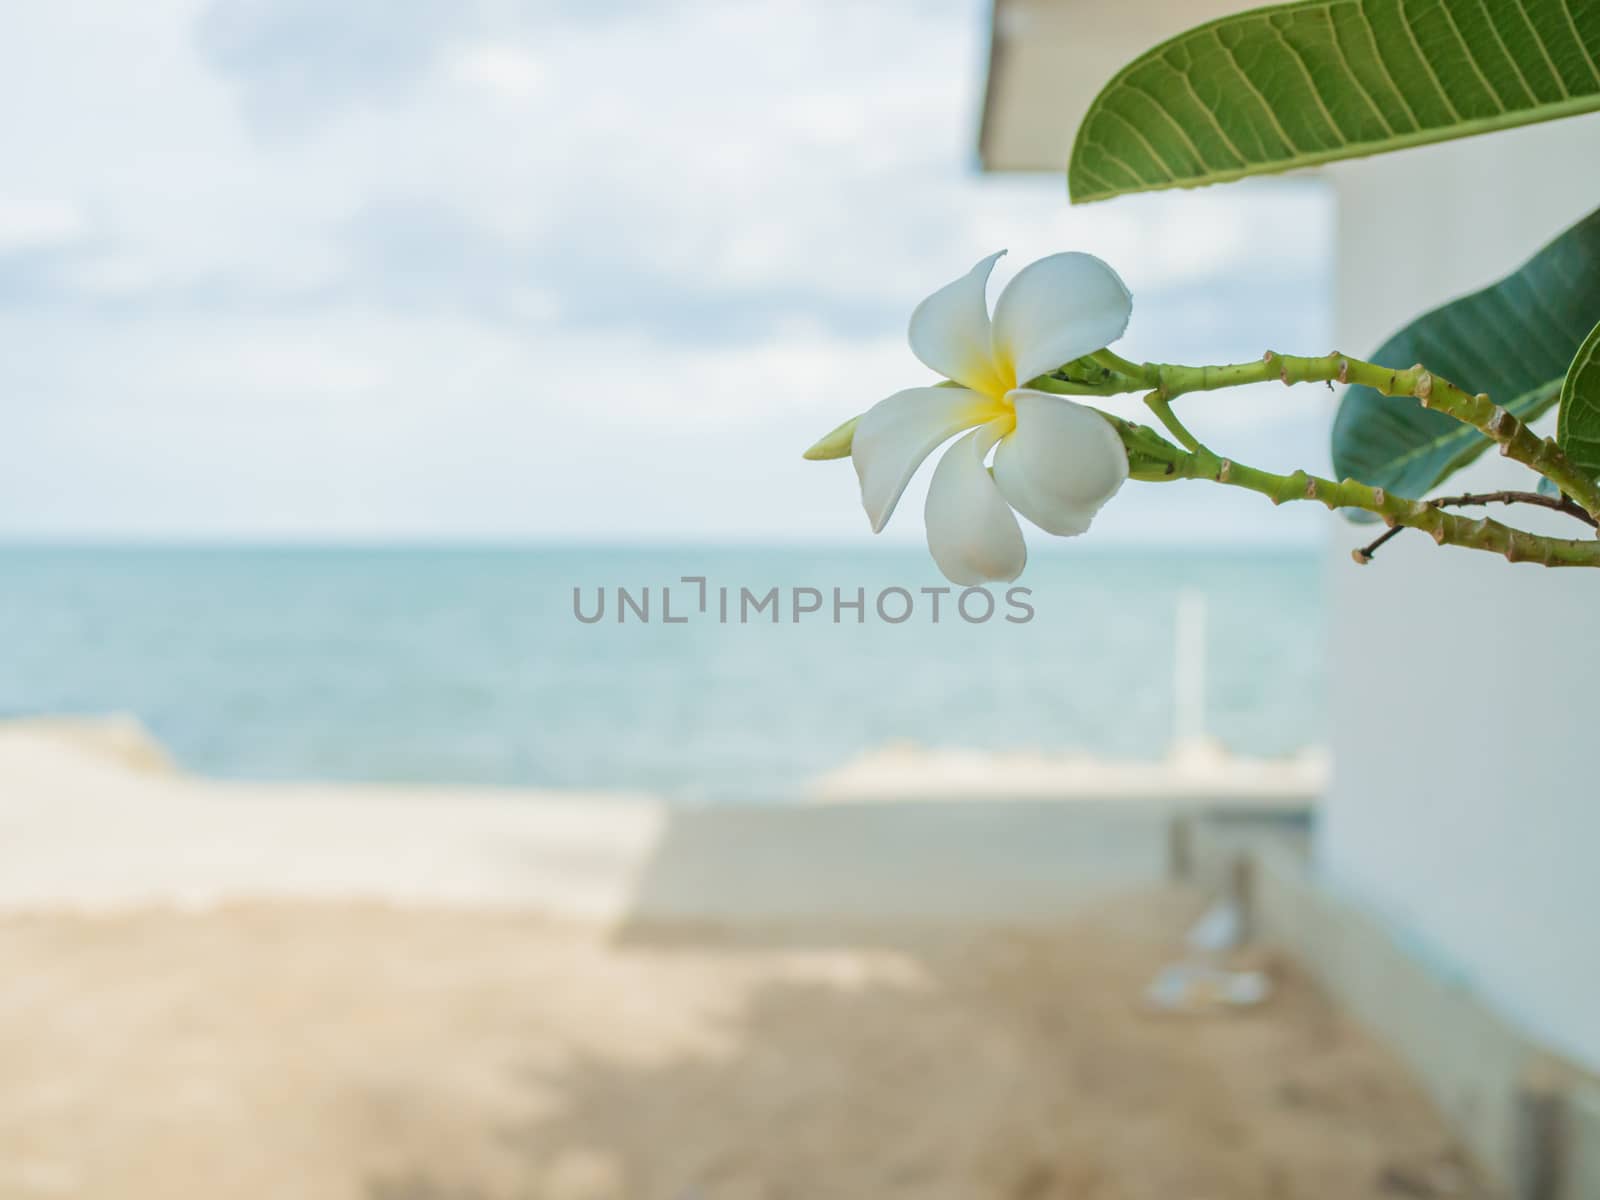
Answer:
852, 250, 1133, 585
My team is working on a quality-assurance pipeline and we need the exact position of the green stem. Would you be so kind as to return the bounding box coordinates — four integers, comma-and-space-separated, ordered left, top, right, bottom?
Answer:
1153, 351, 1600, 524
1126, 435, 1600, 567
1142, 392, 1204, 453
1089, 348, 1153, 382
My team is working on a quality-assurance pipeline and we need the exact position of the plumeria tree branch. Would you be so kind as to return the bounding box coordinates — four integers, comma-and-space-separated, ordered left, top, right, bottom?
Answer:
1041, 348, 1600, 565
1020, 348, 1600, 524
802, 251, 1600, 584
1083, 349, 1600, 524
1353, 490, 1596, 563
1099, 414, 1600, 568
1406, 488, 1596, 528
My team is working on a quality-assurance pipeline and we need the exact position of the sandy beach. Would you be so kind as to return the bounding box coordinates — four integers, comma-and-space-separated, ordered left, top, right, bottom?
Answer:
0, 721, 1489, 1198
0, 897, 1489, 1200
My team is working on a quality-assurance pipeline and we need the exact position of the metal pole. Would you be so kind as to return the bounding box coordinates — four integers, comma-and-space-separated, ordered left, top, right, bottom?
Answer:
1174, 589, 1206, 746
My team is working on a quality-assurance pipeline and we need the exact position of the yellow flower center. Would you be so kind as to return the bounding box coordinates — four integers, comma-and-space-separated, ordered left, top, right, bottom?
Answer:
976, 351, 1019, 436
991, 349, 1018, 396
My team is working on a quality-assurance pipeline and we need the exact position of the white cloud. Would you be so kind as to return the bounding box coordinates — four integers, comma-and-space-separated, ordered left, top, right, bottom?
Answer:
444, 43, 545, 100
0, 202, 86, 251
0, 0, 1333, 545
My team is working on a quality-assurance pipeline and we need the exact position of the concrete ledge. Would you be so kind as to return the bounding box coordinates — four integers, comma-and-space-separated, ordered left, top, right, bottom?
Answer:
621, 800, 1178, 925
0, 716, 1180, 922
1236, 838, 1600, 1200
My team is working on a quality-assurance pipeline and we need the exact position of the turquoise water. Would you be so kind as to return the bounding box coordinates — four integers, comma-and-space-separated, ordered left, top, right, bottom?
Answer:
0, 546, 1324, 801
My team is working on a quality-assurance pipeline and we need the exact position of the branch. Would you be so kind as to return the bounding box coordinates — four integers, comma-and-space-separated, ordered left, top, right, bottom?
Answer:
1431, 489, 1597, 527
1137, 351, 1600, 525
1352, 525, 1404, 564
1352, 488, 1597, 563
1100, 416, 1600, 568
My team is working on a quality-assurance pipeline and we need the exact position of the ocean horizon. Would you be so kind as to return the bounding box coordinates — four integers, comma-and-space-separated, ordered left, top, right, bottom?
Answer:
0, 543, 1325, 802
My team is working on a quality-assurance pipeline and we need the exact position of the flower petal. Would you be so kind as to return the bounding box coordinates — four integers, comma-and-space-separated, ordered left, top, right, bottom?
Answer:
924, 420, 1026, 585
992, 390, 1129, 536
907, 251, 1009, 397
990, 252, 1132, 387
852, 386, 994, 533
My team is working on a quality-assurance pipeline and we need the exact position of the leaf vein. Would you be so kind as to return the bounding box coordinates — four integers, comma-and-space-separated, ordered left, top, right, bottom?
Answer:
1554, 0, 1600, 88
1430, 0, 1512, 111
1355, 0, 1426, 126
1469, 0, 1540, 105
1323, 3, 1402, 134
1099, 104, 1184, 179
1122, 75, 1216, 171
1209, 26, 1303, 153
1396, 0, 1465, 121
1510, 0, 1573, 98
1266, 11, 1356, 141
1171, 63, 1251, 164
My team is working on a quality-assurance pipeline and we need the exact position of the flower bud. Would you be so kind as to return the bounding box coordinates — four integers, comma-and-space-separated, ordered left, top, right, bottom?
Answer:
802, 415, 858, 460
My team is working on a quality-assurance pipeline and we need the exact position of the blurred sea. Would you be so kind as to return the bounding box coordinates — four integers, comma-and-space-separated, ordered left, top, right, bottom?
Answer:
0, 545, 1324, 802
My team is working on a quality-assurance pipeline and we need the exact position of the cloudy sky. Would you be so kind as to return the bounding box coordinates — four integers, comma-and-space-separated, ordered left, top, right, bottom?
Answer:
0, 0, 1333, 545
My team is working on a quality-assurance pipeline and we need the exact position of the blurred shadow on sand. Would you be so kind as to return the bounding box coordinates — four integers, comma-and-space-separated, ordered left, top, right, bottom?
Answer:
357, 806, 1475, 1200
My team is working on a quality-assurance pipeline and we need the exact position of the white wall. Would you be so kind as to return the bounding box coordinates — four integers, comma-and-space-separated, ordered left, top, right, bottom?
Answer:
981, 0, 1248, 169
1321, 113, 1600, 1073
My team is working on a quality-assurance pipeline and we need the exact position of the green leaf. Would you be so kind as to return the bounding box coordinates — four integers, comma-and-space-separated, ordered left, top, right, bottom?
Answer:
1558, 317, 1600, 479
1068, 0, 1600, 204
1330, 205, 1600, 504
